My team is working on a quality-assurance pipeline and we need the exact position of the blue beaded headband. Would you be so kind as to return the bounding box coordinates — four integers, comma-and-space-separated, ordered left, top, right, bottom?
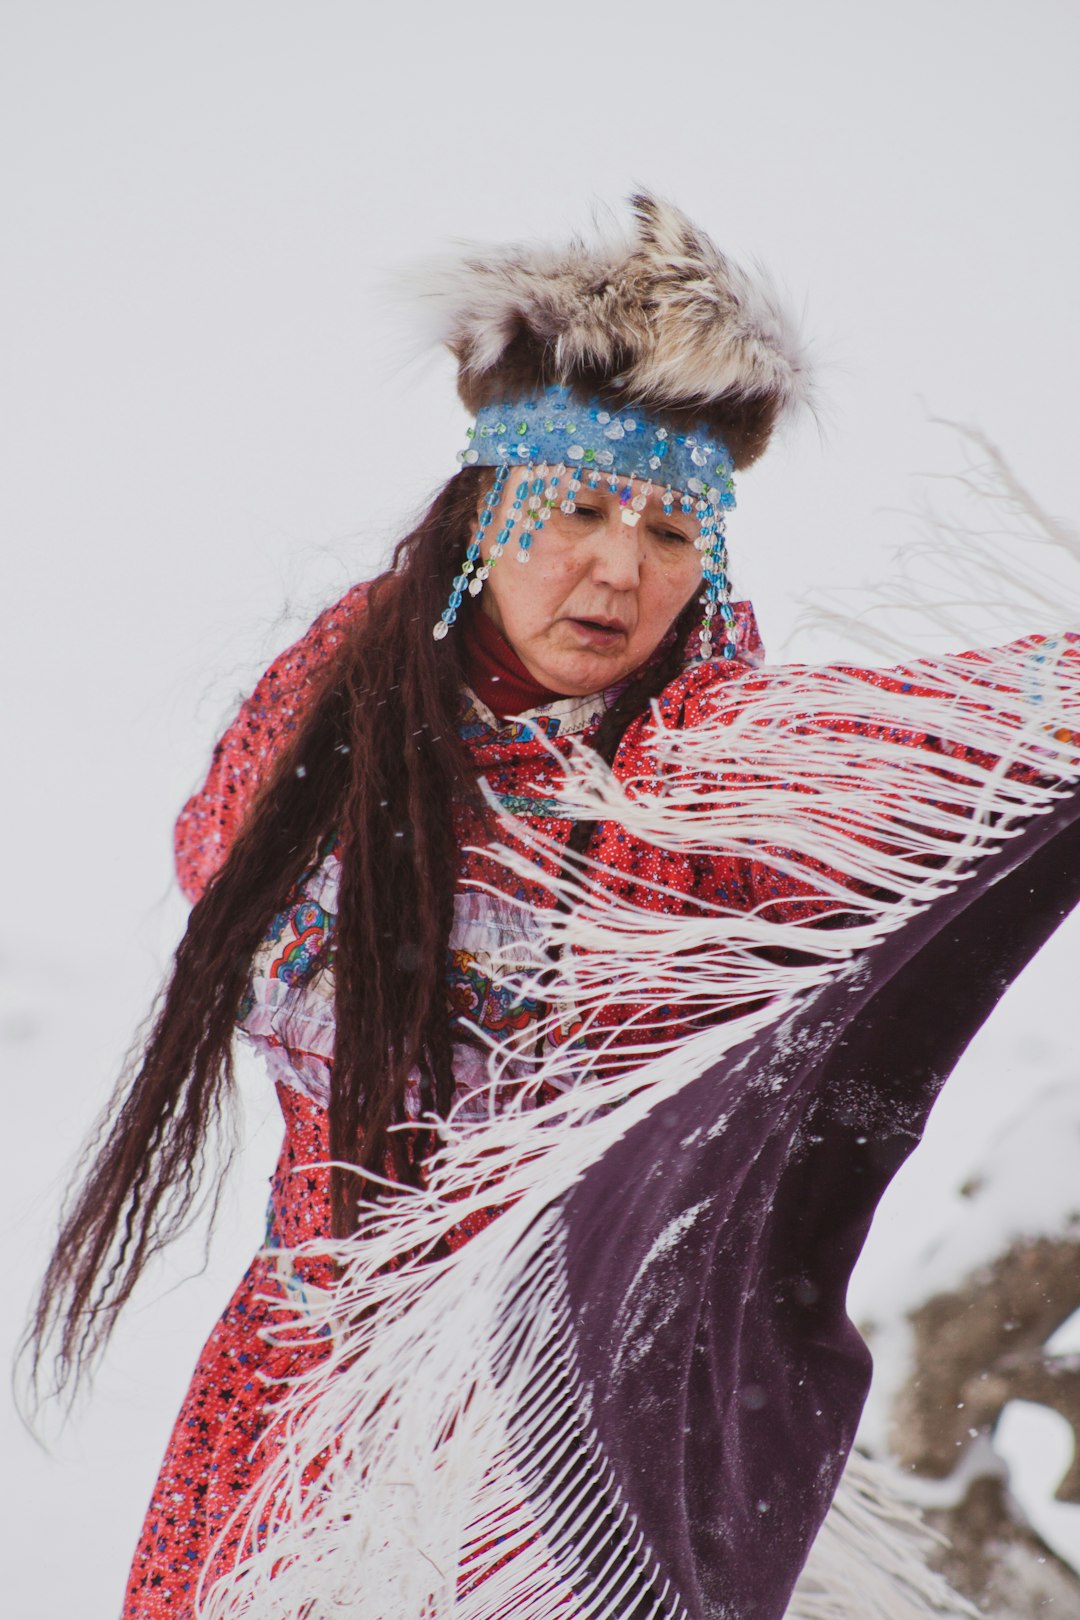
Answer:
434, 384, 738, 663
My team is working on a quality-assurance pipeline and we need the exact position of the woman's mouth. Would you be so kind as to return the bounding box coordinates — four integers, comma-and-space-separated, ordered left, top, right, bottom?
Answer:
566, 617, 627, 647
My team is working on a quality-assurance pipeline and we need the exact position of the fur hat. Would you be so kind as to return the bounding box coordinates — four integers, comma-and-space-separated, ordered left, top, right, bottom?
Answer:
420, 192, 811, 471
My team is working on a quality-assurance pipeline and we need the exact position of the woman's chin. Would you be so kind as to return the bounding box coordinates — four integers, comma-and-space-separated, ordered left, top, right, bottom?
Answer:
536, 649, 640, 697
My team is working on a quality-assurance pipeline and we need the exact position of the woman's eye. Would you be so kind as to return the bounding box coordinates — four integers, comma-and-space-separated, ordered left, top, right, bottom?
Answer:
655, 527, 692, 545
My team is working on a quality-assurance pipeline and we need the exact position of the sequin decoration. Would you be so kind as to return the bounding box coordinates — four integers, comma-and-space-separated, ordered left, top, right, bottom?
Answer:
438, 387, 738, 652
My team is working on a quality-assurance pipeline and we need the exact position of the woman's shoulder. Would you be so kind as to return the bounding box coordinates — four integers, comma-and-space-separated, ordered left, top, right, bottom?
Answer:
620, 600, 769, 742
174, 580, 372, 903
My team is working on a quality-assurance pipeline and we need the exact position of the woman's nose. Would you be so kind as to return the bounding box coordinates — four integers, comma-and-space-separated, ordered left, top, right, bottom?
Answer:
587, 513, 644, 591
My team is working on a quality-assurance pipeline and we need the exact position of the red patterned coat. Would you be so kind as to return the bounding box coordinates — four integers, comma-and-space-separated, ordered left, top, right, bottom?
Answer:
121, 585, 1072, 1616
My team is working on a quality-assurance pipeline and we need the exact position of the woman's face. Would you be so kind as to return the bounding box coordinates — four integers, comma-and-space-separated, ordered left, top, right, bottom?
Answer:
477, 476, 703, 695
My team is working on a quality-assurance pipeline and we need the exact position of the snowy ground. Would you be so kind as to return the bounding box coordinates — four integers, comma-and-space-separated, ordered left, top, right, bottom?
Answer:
3, 4, 1080, 1616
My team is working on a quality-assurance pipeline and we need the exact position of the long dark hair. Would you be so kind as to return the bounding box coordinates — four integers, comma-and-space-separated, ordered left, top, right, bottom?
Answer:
27, 466, 700, 1403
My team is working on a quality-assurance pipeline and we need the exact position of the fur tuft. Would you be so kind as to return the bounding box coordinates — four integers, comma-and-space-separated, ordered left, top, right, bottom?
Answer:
412, 191, 813, 469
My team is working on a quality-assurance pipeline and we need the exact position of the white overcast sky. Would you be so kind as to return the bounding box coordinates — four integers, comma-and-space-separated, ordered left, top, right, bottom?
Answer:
3, 3, 1079, 1614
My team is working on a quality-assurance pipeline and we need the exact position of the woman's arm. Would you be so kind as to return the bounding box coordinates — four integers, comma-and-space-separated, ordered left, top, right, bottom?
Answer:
174, 581, 369, 902
741, 635, 1080, 923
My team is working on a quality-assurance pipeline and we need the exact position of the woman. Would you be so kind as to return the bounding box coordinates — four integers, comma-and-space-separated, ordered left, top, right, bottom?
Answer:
28, 195, 1080, 1620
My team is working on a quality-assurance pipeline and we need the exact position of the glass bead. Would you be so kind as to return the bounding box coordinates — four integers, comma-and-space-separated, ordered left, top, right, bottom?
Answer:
583, 448, 595, 462
516, 481, 529, 498
453, 574, 467, 591
596, 449, 614, 466
480, 511, 493, 528
433, 620, 450, 640
567, 444, 585, 461
516, 549, 530, 563
560, 499, 577, 514
624, 418, 637, 431
656, 427, 668, 440
544, 420, 555, 432
630, 494, 647, 511
467, 542, 481, 559
443, 607, 457, 625
723, 643, 737, 660
450, 590, 463, 608
688, 477, 704, 494
468, 577, 484, 596
495, 423, 507, 434
477, 565, 491, 581
462, 560, 474, 575
517, 420, 528, 434
522, 516, 536, 531
649, 455, 662, 471
464, 449, 479, 464
597, 411, 610, 424
604, 421, 625, 440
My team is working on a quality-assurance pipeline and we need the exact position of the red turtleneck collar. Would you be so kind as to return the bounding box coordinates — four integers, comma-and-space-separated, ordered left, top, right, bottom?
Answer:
462, 607, 565, 719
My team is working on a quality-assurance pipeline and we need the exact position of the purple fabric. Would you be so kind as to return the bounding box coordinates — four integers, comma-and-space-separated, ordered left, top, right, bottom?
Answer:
530, 787, 1080, 1618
